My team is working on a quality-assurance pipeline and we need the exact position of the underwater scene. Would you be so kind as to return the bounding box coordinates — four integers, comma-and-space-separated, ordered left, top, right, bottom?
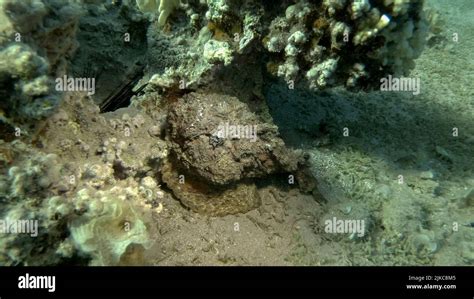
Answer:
0, 0, 472, 266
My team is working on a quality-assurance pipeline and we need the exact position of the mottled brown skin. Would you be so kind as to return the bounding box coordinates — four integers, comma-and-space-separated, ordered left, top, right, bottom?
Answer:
161, 159, 261, 216
167, 92, 301, 185
163, 92, 315, 216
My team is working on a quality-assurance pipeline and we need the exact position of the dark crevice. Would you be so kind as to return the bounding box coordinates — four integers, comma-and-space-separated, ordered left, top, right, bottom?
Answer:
112, 160, 129, 180
100, 69, 145, 113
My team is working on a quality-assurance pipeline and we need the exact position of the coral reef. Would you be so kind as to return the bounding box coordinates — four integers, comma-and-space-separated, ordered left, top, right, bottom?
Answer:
0, 152, 156, 266
0, 44, 58, 125
0, 0, 429, 130
4, 0, 465, 268
1, 0, 82, 72
138, 0, 264, 93
0, 0, 82, 127
0, 147, 79, 266
0, 93, 165, 265
263, 0, 428, 89
137, 0, 428, 98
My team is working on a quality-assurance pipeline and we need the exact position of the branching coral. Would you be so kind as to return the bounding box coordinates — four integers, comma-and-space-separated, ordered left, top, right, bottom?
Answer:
262, 0, 428, 89
136, 0, 180, 27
